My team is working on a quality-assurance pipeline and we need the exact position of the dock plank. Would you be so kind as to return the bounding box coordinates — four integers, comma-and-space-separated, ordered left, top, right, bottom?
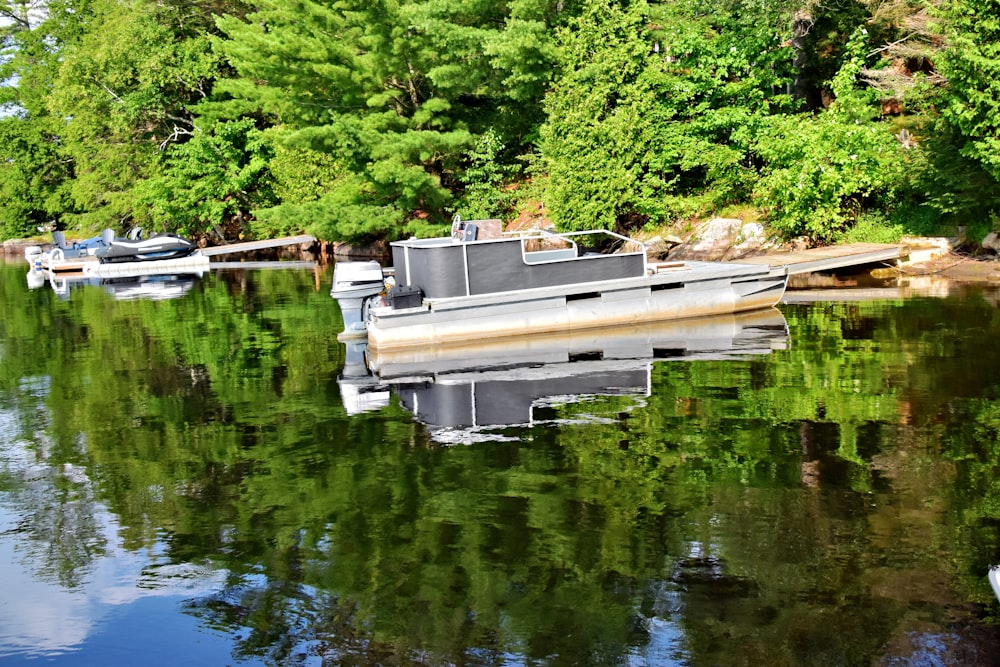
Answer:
737, 243, 907, 275
201, 235, 316, 257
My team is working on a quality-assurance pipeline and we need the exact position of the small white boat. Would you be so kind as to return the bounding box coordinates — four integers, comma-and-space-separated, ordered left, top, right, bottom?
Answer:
332, 217, 789, 349
26, 228, 205, 274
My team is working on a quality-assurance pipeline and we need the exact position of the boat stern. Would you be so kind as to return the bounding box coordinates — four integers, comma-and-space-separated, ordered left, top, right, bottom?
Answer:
331, 261, 386, 339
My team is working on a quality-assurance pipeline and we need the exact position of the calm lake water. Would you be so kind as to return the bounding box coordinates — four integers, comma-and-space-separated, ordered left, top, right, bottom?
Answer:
3, 257, 1000, 666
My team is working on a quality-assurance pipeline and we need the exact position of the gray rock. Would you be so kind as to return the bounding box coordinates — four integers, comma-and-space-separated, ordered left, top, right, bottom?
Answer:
668, 218, 775, 261
644, 235, 681, 261
982, 231, 1000, 253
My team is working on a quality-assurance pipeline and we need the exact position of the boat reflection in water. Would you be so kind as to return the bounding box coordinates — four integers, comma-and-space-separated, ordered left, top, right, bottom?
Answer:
340, 308, 789, 443
27, 267, 204, 301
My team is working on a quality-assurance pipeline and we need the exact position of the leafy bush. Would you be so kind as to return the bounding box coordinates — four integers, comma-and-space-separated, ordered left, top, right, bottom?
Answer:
752, 113, 906, 241
133, 120, 276, 236
455, 129, 520, 220
833, 213, 905, 244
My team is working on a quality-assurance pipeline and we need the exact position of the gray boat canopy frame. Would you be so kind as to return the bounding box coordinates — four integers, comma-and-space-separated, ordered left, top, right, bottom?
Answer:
391, 220, 650, 301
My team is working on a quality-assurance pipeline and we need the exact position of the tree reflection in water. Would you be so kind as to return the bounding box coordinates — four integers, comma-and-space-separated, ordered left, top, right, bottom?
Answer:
3, 261, 1000, 665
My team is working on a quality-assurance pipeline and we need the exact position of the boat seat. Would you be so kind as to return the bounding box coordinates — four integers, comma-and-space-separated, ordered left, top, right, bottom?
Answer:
101, 228, 116, 246
52, 231, 69, 249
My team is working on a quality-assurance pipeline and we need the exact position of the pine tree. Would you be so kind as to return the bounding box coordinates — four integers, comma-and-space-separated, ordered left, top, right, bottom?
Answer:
213, 0, 564, 242
937, 0, 1000, 184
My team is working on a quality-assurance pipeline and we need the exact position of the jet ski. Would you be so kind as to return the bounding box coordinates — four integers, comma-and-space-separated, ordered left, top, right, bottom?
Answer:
94, 228, 199, 264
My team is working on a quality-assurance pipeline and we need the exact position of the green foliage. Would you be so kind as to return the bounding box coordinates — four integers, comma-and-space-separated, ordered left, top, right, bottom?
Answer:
1, 0, 1000, 246
250, 136, 414, 242
937, 0, 1000, 185
455, 128, 519, 219
829, 26, 880, 122
903, 119, 1000, 225
0, 0, 239, 236
833, 212, 906, 244
540, 0, 671, 231
267, 139, 344, 205
44, 0, 224, 230
0, 116, 69, 238
834, 201, 948, 244
540, 0, 796, 233
253, 173, 404, 243
211, 0, 561, 241
752, 113, 907, 240
133, 119, 276, 236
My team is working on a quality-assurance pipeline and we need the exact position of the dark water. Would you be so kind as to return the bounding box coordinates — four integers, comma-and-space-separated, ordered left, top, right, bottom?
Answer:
3, 259, 1000, 666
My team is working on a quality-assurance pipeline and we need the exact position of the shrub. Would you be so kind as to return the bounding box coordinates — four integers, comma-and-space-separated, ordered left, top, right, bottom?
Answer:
752, 113, 906, 241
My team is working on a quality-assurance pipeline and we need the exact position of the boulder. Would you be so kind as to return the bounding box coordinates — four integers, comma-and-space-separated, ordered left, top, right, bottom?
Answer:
729, 221, 777, 259
643, 235, 682, 261
668, 218, 742, 261
668, 218, 779, 261
899, 235, 962, 264
982, 231, 1000, 253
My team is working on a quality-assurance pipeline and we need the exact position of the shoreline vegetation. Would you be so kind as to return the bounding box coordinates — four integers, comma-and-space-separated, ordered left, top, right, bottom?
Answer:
3, 1, 1000, 256
7, 219, 1000, 286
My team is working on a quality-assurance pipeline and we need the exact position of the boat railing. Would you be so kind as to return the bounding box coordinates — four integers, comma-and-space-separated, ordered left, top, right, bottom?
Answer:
389, 222, 651, 299
502, 228, 646, 264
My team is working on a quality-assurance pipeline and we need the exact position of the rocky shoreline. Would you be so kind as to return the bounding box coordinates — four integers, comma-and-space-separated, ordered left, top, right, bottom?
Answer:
641, 217, 1000, 284
5, 219, 1000, 283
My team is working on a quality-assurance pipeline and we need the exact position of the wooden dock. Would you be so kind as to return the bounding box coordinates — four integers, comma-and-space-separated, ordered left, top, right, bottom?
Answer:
736, 243, 908, 275
199, 235, 315, 257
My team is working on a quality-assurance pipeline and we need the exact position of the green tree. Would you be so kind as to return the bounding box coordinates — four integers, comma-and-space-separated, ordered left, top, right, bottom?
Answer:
539, 0, 662, 232
134, 119, 276, 237
0, 0, 242, 238
539, 0, 794, 232
46, 0, 224, 231
212, 0, 564, 243
0, 0, 71, 236
0, 115, 69, 238
936, 0, 1000, 190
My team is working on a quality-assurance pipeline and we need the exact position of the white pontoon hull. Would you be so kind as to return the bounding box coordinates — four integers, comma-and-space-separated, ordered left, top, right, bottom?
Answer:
368, 262, 786, 350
